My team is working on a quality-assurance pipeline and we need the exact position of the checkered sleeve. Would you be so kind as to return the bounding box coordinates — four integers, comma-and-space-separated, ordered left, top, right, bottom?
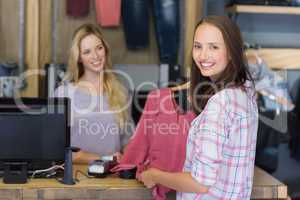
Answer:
190, 93, 227, 187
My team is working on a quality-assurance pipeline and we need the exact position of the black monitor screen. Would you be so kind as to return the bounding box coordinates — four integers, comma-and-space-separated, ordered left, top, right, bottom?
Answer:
0, 98, 70, 164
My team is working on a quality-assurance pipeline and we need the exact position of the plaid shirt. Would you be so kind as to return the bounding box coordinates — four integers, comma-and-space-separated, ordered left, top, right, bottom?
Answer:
177, 82, 258, 200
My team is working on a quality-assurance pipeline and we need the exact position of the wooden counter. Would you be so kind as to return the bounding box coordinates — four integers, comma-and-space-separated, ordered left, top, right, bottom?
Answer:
0, 165, 288, 200
252, 167, 287, 199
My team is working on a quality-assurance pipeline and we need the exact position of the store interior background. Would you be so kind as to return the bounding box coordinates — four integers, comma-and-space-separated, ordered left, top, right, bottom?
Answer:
0, 0, 300, 198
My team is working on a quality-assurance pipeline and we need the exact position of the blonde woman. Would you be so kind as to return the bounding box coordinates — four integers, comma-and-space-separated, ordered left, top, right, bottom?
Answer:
55, 24, 133, 164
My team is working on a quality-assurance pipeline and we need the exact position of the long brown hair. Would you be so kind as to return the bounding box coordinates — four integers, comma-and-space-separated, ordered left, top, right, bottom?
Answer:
190, 16, 253, 114
65, 24, 129, 128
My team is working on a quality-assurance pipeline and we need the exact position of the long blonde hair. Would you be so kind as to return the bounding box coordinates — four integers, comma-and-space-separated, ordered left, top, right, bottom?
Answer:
66, 24, 129, 128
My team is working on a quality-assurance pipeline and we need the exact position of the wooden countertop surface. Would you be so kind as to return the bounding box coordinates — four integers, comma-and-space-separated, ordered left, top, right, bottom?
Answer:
0, 165, 288, 199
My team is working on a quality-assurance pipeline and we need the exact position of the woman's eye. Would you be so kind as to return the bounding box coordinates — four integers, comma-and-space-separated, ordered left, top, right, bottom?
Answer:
209, 45, 219, 50
97, 46, 103, 50
194, 44, 201, 49
82, 50, 90, 55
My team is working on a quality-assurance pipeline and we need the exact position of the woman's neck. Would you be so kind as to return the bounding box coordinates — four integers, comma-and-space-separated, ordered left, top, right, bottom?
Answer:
78, 73, 104, 95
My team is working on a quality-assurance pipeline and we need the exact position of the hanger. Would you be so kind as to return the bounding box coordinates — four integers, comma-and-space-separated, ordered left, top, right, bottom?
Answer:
258, 89, 295, 110
169, 82, 191, 112
170, 81, 190, 92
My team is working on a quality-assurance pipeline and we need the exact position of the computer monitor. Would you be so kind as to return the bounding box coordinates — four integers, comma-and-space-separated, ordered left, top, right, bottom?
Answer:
0, 97, 70, 183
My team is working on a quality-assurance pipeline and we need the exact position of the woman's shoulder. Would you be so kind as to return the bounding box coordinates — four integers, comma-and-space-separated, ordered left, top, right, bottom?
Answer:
213, 81, 255, 101
54, 83, 75, 97
208, 82, 257, 117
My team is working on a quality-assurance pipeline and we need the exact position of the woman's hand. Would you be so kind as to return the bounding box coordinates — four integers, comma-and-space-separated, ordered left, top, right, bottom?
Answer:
140, 168, 159, 188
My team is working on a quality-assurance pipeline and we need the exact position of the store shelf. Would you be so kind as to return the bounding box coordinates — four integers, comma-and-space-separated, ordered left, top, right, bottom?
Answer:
226, 4, 300, 69
227, 4, 300, 15
246, 48, 300, 69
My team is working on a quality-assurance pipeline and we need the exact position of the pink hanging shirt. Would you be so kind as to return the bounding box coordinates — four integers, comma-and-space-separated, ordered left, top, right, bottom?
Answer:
118, 88, 196, 200
95, 0, 121, 27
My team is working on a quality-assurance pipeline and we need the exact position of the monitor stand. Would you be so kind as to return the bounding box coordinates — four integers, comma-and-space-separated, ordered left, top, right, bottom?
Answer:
60, 147, 79, 185
3, 162, 28, 184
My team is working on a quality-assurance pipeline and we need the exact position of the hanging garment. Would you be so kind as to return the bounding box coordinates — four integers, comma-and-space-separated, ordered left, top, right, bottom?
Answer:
95, 0, 121, 27
248, 58, 294, 111
289, 78, 300, 161
248, 56, 293, 173
204, 0, 225, 16
112, 88, 196, 200
0, 62, 18, 97
153, 0, 180, 64
66, 0, 90, 18
255, 102, 281, 173
0, 62, 17, 77
122, 0, 149, 49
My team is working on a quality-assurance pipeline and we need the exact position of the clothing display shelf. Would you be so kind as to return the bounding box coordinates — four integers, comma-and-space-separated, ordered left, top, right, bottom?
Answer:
246, 48, 300, 70
227, 4, 300, 15
227, 4, 300, 70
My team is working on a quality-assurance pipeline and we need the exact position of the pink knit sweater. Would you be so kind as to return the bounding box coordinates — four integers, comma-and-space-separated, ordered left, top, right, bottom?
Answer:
118, 88, 196, 200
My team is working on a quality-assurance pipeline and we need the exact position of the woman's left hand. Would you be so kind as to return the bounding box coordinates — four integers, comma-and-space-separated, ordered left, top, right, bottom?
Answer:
140, 168, 159, 188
